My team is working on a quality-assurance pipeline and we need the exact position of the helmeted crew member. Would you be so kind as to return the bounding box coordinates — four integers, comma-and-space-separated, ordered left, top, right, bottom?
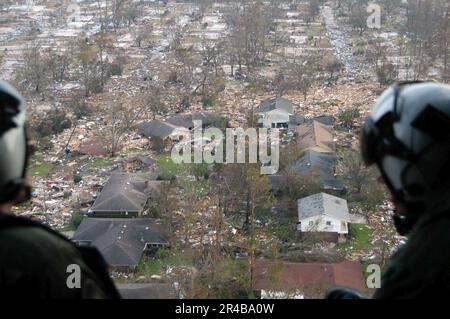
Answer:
0, 80, 120, 298
327, 81, 450, 298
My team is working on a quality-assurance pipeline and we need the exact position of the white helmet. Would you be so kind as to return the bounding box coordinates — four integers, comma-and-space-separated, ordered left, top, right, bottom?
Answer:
0, 80, 31, 204
361, 81, 450, 234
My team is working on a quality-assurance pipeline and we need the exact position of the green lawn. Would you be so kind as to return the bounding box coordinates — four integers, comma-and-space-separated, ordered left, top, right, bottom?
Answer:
87, 157, 114, 169
30, 163, 53, 177
155, 154, 188, 176
338, 223, 374, 251
136, 250, 186, 277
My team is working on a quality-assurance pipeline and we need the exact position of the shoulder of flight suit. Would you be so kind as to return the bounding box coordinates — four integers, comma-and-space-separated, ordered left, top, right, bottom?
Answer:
0, 225, 111, 299
375, 215, 450, 298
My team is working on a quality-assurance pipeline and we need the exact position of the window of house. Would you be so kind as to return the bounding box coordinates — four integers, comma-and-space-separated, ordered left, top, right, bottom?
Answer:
326, 221, 332, 226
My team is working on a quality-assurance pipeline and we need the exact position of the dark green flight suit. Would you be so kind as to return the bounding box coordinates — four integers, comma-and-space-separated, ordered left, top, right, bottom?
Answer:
0, 214, 120, 298
375, 214, 450, 298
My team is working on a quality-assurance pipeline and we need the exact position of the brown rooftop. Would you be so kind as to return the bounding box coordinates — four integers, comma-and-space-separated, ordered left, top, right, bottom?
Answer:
253, 259, 366, 298
296, 120, 335, 153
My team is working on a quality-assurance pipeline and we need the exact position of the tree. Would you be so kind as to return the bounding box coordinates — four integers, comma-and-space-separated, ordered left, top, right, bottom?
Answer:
349, 0, 369, 35
20, 41, 50, 94
376, 60, 398, 87
134, 24, 154, 48
145, 86, 167, 119
105, 96, 146, 156
93, 31, 114, 87
338, 150, 387, 213
219, 163, 273, 231
76, 38, 99, 97
324, 55, 343, 82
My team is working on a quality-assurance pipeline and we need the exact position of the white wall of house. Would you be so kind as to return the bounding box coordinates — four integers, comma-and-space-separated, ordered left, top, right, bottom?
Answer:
258, 109, 291, 128
298, 215, 348, 234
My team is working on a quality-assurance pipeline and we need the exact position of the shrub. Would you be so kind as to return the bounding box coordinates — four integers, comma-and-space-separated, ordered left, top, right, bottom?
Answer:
34, 110, 72, 138
338, 106, 360, 128
71, 212, 85, 228
73, 175, 82, 184
151, 136, 166, 153
69, 99, 91, 119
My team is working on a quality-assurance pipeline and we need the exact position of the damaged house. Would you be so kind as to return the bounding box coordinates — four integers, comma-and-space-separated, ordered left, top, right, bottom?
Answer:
256, 97, 296, 129
297, 192, 351, 238
72, 218, 168, 272
89, 173, 163, 218
253, 259, 366, 299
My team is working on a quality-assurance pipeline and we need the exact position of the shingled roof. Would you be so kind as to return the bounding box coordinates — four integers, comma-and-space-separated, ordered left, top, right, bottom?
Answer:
256, 97, 294, 114
291, 150, 344, 191
296, 120, 335, 153
90, 173, 162, 215
72, 218, 168, 268
136, 120, 188, 139
297, 192, 350, 221
253, 259, 366, 298
118, 283, 177, 299
166, 111, 215, 129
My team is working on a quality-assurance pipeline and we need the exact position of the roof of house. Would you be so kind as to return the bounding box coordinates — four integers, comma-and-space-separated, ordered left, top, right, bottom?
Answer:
311, 115, 334, 126
296, 120, 335, 153
117, 283, 177, 299
136, 120, 186, 139
72, 218, 168, 268
297, 192, 350, 221
166, 111, 215, 129
253, 259, 366, 298
90, 173, 162, 214
256, 97, 294, 114
291, 150, 343, 190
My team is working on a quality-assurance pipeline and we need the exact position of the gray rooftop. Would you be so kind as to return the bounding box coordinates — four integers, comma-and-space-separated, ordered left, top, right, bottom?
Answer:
136, 120, 180, 139
291, 150, 344, 191
90, 173, 162, 214
256, 97, 294, 114
166, 111, 215, 129
297, 193, 350, 221
72, 218, 168, 268
118, 283, 177, 299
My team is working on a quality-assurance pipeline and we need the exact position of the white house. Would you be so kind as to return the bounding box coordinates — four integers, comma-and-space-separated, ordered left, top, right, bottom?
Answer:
297, 193, 350, 235
256, 97, 294, 129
